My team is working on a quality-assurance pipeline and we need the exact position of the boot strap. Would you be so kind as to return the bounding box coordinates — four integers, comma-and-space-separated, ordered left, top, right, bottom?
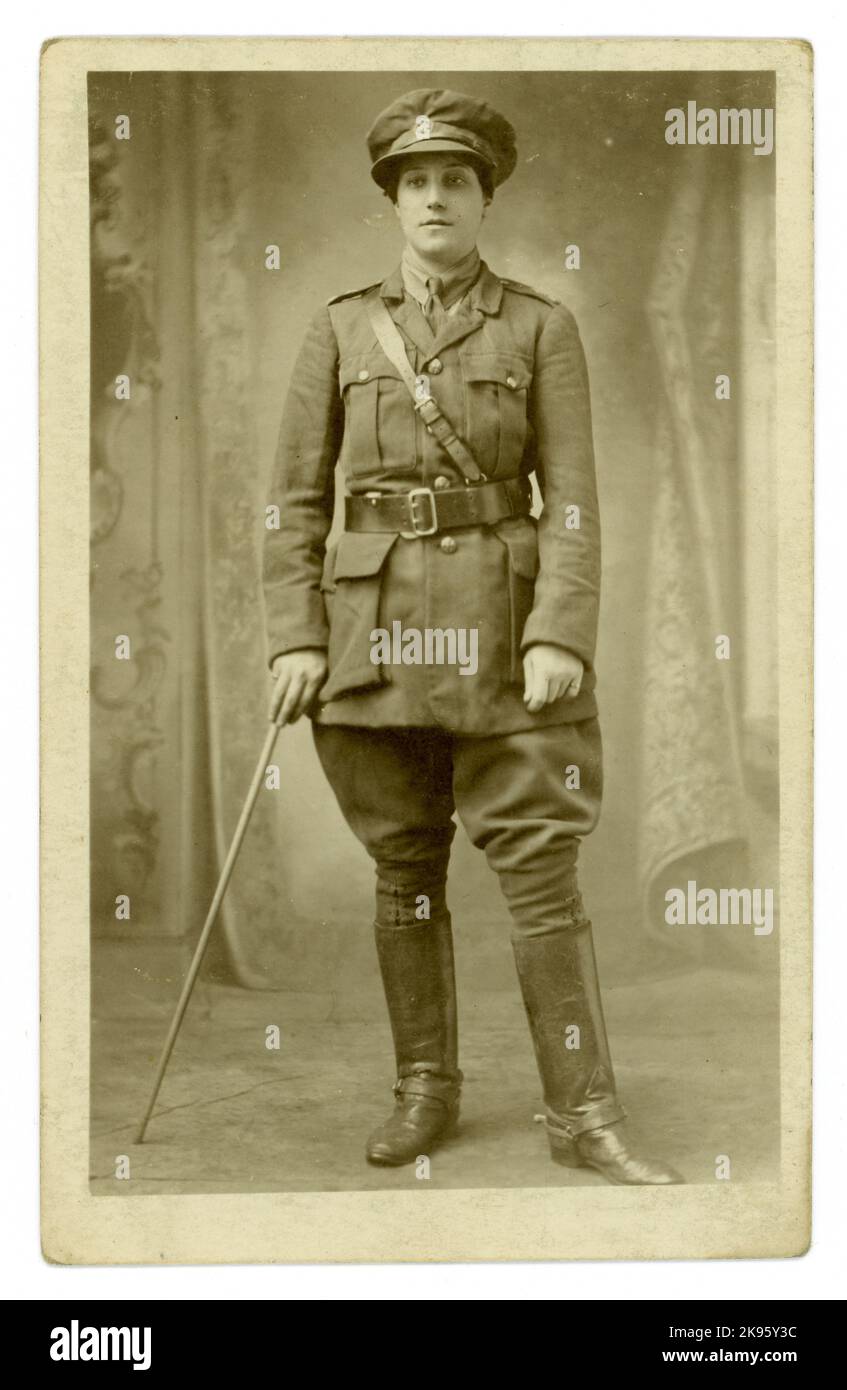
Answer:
394, 1071, 463, 1106
544, 1099, 628, 1139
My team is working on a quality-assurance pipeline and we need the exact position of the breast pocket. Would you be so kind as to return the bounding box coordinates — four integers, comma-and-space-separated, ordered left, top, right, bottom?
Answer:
461, 353, 533, 478
339, 354, 417, 477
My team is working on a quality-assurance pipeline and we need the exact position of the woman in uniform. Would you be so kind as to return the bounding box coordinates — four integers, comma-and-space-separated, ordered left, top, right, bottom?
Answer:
263, 88, 683, 1185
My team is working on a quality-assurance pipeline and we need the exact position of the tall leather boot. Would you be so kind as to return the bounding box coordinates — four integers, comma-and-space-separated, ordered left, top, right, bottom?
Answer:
512, 920, 684, 1185
366, 911, 463, 1166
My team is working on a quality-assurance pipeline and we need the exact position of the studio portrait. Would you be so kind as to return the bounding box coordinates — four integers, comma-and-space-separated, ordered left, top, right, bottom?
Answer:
87, 66, 779, 1198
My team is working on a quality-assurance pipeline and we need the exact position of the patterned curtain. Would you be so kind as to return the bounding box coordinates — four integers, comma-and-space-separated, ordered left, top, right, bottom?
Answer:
638, 149, 749, 960
90, 76, 304, 989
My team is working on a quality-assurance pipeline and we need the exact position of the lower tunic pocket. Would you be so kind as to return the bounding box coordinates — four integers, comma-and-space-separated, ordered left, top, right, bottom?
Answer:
319, 531, 399, 702
494, 517, 540, 683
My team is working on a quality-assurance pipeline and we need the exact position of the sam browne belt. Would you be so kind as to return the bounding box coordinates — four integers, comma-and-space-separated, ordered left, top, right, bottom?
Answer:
354, 295, 531, 535
345, 475, 532, 537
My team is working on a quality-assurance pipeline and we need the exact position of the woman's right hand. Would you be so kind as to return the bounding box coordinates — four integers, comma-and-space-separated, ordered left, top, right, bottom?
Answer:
269, 650, 328, 725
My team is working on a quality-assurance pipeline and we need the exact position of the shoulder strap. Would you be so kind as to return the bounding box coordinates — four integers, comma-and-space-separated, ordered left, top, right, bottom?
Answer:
327, 282, 381, 306
499, 278, 559, 307
364, 294, 486, 483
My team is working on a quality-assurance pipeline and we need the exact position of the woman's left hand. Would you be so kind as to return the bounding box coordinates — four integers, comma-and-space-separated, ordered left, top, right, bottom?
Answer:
522, 644, 584, 712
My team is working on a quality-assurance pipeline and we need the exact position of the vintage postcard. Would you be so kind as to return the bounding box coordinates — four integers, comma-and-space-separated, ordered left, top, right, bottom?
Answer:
40, 36, 812, 1263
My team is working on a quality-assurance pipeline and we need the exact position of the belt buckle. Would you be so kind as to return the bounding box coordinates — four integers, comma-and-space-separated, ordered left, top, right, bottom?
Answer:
402, 486, 438, 539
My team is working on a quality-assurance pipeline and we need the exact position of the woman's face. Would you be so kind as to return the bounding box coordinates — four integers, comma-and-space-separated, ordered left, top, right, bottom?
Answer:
393, 152, 489, 266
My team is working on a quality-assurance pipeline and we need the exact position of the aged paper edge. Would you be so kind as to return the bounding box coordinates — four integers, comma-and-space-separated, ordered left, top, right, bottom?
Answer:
39, 35, 813, 1265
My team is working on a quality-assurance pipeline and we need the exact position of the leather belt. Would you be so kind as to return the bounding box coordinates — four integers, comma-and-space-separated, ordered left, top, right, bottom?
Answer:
345, 476, 532, 537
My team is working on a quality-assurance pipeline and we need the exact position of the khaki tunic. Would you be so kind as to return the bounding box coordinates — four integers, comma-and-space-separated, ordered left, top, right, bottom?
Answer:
262, 261, 601, 734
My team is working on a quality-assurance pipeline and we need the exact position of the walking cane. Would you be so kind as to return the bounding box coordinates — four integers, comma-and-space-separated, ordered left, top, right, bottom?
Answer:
135, 680, 289, 1144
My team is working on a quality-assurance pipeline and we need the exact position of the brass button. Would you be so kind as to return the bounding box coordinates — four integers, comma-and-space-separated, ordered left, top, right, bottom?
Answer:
357, 369, 370, 381
433, 475, 451, 491
428, 358, 443, 374
439, 535, 458, 554
506, 374, 518, 390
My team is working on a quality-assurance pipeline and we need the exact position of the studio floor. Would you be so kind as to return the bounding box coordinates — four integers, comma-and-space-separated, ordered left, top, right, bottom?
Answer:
90, 942, 780, 1195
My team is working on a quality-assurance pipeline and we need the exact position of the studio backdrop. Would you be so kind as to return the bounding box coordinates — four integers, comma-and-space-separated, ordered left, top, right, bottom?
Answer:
88, 70, 777, 1003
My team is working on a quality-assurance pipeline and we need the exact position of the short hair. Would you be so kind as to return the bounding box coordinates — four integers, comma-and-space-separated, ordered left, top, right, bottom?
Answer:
382, 153, 494, 204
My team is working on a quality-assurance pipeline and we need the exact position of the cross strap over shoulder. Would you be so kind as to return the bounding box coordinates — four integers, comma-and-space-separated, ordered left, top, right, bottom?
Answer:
364, 294, 487, 484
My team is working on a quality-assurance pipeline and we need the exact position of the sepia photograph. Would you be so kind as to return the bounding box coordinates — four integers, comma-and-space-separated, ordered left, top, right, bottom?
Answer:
39, 36, 812, 1263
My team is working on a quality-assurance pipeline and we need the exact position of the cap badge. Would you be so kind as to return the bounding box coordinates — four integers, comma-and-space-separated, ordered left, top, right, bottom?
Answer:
414, 114, 433, 140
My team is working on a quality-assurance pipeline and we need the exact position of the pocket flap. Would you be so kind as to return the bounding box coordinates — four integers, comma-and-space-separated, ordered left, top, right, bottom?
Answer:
461, 353, 532, 390
495, 519, 539, 578
332, 529, 398, 580
339, 353, 407, 392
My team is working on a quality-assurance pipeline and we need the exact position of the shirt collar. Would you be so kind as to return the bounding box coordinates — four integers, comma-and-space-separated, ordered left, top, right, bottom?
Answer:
399, 246, 481, 309
381, 257, 503, 315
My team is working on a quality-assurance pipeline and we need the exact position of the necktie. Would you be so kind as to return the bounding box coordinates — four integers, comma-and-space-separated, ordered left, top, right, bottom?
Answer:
423, 275, 449, 335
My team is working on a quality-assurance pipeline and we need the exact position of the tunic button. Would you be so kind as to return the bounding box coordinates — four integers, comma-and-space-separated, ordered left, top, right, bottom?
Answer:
439, 535, 458, 554
428, 358, 443, 374
506, 374, 518, 390
357, 369, 370, 381
433, 475, 451, 491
